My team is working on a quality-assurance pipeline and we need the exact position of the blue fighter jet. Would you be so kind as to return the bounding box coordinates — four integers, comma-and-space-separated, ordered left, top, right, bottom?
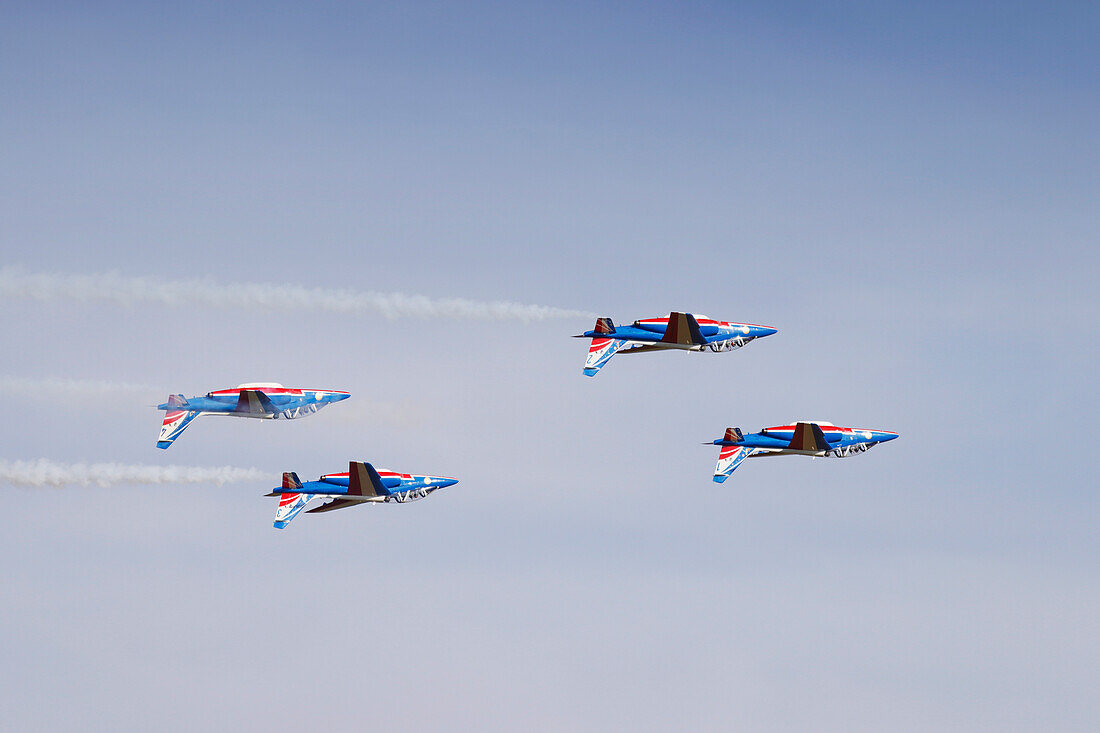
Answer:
266, 461, 458, 529
155, 382, 350, 448
709, 421, 899, 482
575, 311, 777, 376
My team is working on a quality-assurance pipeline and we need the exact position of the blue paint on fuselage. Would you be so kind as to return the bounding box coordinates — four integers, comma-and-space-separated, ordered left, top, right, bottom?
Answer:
714, 429, 898, 450
287, 474, 458, 497
156, 392, 350, 413
579, 324, 777, 343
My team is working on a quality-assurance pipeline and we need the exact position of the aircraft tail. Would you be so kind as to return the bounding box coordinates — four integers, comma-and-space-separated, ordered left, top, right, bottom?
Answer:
579, 318, 628, 377
272, 472, 313, 529
714, 428, 751, 483
157, 399, 201, 449
593, 317, 615, 335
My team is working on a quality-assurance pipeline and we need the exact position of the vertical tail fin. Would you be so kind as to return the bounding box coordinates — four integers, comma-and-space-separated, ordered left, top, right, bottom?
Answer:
273, 472, 310, 529
714, 428, 750, 483
157, 401, 201, 449
582, 318, 625, 377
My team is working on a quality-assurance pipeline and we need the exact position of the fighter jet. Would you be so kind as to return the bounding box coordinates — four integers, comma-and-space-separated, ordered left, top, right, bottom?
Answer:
709, 421, 899, 482
266, 461, 458, 529
575, 311, 777, 376
155, 383, 350, 448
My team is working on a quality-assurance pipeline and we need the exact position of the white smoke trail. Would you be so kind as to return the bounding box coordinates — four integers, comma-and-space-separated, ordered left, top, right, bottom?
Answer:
0, 267, 594, 321
0, 376, 159, 401
0, 459, 267, 488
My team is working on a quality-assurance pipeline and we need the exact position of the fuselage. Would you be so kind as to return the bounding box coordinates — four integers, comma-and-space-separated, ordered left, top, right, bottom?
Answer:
583, 316, 777, 351
300, 469, 458, 503
718, 422, 899, 457
157, 384, 351, 419
156, 382, 351, 448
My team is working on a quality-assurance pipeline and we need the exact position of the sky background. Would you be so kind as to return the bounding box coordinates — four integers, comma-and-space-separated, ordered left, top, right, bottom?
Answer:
1, 1, 1097, 730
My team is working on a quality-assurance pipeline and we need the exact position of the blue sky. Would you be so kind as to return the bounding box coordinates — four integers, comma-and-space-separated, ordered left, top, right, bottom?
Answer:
1, 2, 1097, 730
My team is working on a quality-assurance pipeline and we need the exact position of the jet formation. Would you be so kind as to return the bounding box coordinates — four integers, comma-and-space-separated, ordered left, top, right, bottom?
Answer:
267, 461, 458, 529
145, 309, 896, 529
709, 421, 899, 482
575, 311, 777, 376
156, 383, 350, 448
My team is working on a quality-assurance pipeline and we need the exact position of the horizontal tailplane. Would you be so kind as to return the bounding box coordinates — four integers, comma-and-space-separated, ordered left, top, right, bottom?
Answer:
593, 317, 615, 335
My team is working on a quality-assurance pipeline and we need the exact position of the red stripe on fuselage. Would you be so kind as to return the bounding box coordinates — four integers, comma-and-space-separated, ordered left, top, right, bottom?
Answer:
765, 424, 850, 429
319, 470, 408, 481
634, 317, 767, 329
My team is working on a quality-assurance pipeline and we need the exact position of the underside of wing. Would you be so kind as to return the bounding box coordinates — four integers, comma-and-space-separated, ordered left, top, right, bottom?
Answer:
614, 343, 674, 355
306, 497, 374, 514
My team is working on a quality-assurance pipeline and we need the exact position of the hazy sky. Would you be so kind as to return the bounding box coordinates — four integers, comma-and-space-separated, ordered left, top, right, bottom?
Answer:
1, 2, 1097, 730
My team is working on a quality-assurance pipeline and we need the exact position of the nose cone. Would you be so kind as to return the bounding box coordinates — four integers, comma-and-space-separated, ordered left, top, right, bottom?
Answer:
876, 431, 899, 442
435, 477, 459, 488
330, 392, 351, 402
756, 325, 779, 338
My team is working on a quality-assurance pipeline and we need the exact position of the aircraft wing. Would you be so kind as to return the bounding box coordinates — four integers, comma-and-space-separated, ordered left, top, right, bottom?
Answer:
348, 461, 390, 497
305, 497, 374, 514
787, 422, 834, 452
614, 343, 672, 355
660, 312, 706, 346
235, 389, 277, 415
304, 462, 391, 513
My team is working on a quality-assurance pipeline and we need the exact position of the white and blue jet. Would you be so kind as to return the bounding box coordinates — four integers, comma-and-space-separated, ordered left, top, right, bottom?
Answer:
155, 383, 350, 448
709, 421, 899, 482
575, 311, 777, 377
267, 461, 458, 529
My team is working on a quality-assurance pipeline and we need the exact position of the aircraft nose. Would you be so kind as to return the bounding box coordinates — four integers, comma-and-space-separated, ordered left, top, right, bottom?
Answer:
756, 325, 778, 338
437, 477, 458, 488
878, 431, 899, 442
331, 392, 351, 401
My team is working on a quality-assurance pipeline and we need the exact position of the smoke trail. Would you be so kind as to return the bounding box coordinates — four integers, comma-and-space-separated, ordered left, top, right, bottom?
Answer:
0, 459, 267, 488
0, 376, 159, 401
0, 267, 594, 321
